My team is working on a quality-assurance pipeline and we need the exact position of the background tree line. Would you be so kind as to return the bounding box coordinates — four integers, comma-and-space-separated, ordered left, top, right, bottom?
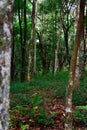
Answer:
11, 0, 87, 82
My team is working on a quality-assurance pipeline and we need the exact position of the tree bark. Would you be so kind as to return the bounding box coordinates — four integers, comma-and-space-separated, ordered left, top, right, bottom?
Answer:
54, 30, 61, 75
0, 0, 14, 129
65, 0, 85, 130
51, 11, 58, 74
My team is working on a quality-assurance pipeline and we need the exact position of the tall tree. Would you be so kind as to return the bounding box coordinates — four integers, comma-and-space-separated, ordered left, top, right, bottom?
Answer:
18, 0, 27, 82
79, 5, 87, 76
54, 30, 61, 75
11, 28, 15, 81
28, 0, 37, 81
0, 0, 14, 129
74, 1, 86, 88
65, 0, 85, 130
36, 31, 47, 75
21, 0, 27, 81
60, 0, 76, 66
33, 0, 37, 75
17, 0, 23, 81
74, 22, 85, 88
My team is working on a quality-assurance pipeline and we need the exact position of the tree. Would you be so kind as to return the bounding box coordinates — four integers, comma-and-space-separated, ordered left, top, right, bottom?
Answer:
74, 1, 86, 88
36, 31, 47, 75
11, 28, 15, 81
54, 30, 61, 75
18, 0, 27, 82
60, 0, 76, 66
65, 0, 85, 129
36, 0, 76, 73
12, 0, 31, 81
0, 0, 14, 129
28, 0, 37, 81
79, 5, 87, 76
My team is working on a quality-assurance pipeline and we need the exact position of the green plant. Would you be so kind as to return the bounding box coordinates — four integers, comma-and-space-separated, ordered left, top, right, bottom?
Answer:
73, 109, 87, 126
20, 124, 26, 130
10, 71, 87, 128
10, 114, 17, 128
28, 94, 54, 125
76, 105, 87, 110
29, 106, 54, 125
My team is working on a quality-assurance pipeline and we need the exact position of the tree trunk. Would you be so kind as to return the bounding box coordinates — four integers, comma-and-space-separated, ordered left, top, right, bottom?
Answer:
58, 43, 66, 71
21, 0, 27, 81
11, 29, 15, 81
33, 40, 36, 75
79, 26, 85, 76
65, 0, 85, 130
54, 30, 61, 75
52, 11, 58, 74
28, 0, 37, 81
0, 0, 14, 129
64, 29, 70, 65
74, 52, 80, 88
33, 0, 37, 75
54, 47, 58, 75
36, 31, 47, 75
74, 2, 86, 88
74, 25, 85, 88
18, 0, 27, 82
18, 0, 24, 81
81, 5, 87, 73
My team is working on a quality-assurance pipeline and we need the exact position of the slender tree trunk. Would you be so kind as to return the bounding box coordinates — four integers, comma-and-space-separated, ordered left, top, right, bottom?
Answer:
74, 25, 85, 88
64, 30, 69, 56
18, 0, 23, 49
28, 0, 37, 81
34, 40, 36, 75
65, 1, 85, 130
52, 11, 58, 73
21, 0, 27, 81
0, 0, 14, 129
18, 0, 24, 81
18, 0, 27, 82
54, 46, 58, 75
11, 29, 15, 81
74, 52, 80, 88
74, 3, 86, 88
54, 30, 61, 75
58, 43, 66, 71
64, 29, 70, 65
36, 31, 47, 75
82, 5, 87, 72
79, 29, 85, 76
33, 0, 37, 75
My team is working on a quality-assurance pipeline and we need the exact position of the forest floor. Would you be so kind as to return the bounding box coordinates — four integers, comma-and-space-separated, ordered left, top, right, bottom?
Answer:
10, 71, 87, 130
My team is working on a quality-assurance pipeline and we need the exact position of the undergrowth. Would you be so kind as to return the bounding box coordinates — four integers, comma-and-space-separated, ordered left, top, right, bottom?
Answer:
10, 71, 87, 128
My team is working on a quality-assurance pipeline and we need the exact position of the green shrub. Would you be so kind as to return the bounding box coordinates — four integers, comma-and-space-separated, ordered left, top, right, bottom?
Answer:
73, 106, 87, 126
